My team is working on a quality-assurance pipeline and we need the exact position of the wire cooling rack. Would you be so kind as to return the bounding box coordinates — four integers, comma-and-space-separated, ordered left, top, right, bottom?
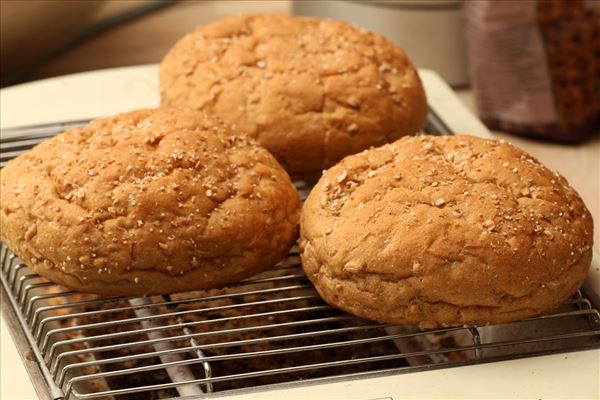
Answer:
1, 113, 599, 400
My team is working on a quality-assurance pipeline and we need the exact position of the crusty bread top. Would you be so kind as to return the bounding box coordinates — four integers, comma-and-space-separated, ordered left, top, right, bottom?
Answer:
301, 135, 593, 311
0, 108, 300, 291
160, 14, 427, 177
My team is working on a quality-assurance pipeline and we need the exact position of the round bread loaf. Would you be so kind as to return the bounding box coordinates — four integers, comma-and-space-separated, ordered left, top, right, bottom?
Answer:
300, 135, 593, 328
0, 108, 301, 296
159, 14, 427, 179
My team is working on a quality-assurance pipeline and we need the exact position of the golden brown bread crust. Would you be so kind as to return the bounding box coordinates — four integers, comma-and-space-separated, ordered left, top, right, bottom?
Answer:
300, 135, 593, 328
0, 108, 301, 296
159, 14, 427, 179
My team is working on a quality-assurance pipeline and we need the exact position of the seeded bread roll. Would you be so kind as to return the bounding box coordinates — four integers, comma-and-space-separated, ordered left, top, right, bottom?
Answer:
300, 135, 593, 328
0, 108, 301, 296
159, 14, 427, 180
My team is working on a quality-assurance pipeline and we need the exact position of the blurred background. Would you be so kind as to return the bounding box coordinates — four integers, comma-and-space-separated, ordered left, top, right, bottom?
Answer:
2, 0, 598, 141
1, 0, 472, 87
1, 1, 290, 86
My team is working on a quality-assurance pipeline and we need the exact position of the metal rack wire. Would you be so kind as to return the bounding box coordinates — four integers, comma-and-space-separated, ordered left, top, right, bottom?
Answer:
1, 114, 600, 400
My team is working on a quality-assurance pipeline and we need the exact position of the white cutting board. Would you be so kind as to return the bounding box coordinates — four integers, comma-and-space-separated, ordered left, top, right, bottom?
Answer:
1, 66, 598, 400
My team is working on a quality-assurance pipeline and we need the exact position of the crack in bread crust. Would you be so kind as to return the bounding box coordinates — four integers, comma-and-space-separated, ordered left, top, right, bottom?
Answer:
300, 135, 593, 328
159, 14, 427, 178
0, 108, 301, 296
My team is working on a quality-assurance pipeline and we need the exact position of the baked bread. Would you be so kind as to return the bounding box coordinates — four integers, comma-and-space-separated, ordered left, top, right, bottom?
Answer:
159, 14, 427, 179
0, 108, 301, 296
300, 135, 593, 328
